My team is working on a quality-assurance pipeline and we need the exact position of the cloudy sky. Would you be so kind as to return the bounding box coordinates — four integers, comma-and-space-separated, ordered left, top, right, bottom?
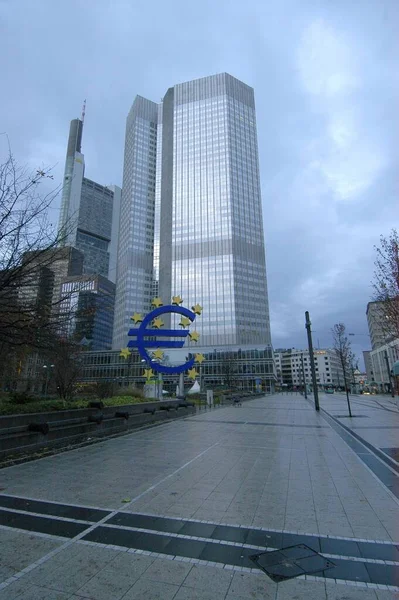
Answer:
1, 0, 397, 366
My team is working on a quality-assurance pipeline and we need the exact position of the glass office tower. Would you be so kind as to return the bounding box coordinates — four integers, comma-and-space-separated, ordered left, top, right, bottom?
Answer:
114, 74, 273, 388
58, 118, 121, 283
157, 73, 271, 347
112, 97, 158, 348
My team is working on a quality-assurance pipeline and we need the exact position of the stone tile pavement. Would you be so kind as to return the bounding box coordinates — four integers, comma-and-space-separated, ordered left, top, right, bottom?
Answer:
0, 393, 398, 598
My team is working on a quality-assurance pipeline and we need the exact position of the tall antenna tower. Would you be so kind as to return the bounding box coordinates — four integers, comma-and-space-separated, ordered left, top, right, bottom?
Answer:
81, 99, 86, 124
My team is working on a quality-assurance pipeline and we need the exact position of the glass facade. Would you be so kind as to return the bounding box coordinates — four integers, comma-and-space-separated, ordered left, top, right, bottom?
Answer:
58, 119, 121, 284
79, 345, 273, 392
112, 97, 158, 348
114, 74, 273, 387
160, 74, 271, 348
76, 178, 114, 278
59, 275, 115, 350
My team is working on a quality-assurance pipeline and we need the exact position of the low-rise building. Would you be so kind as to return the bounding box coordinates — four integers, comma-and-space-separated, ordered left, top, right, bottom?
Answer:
273, 348, 346, 390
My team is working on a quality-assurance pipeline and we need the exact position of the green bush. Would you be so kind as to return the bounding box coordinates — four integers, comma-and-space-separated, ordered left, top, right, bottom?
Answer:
0, 394, 155, 415
95, 381, 116, 399
114, 386, 145, 399
10, 391, 37, 405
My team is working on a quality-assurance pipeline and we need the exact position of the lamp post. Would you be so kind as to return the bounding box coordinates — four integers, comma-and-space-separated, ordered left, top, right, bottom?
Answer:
305, 311, 319, 411
42, 364, 54, 397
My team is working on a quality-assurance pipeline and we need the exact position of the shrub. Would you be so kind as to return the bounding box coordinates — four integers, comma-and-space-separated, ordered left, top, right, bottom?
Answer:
114, 386, 144, 399
10, 392, 37, 405
95, 381, 115, 399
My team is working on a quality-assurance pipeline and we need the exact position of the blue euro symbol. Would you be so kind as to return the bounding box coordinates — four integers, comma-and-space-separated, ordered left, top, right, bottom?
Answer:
127, 305, 196, 374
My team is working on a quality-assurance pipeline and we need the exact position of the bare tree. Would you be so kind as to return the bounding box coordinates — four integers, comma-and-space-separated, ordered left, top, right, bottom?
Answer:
50, 339, 83, 401
331, 323, 353, 417
372, 229, 399, 342
0, 148, 75, 353
220, 355, 238, 388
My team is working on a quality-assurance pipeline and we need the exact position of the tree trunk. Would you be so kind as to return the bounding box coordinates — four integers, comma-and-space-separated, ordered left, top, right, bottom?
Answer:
343, 366, 352, 417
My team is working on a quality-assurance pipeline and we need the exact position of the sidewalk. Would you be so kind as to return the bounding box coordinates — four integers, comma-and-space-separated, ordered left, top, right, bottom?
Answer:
0, 393, 398, 599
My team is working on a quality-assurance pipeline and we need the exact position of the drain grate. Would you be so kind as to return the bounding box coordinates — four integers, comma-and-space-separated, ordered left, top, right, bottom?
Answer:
334, 415, 369, 418
250, 544, 335, 582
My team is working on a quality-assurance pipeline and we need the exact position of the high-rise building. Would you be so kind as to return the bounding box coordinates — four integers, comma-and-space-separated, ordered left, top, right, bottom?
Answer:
363, 350, 375, 384
112, 98, 158, 346
59, 274, 115, 350
366, 301, 395, 350
113, 74, 273, 389
58, 118, 121, 283
23, 247, 84, 310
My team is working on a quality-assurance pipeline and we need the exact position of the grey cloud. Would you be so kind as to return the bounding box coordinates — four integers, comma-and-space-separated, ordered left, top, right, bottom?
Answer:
1, 0, 396, 367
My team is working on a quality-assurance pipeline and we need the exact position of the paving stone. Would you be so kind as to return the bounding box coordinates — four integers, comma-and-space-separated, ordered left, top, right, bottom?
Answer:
182, 563, 234, 594
0, 579, 32, 600
0, 530, 62, 576
276, 578, 327, 599
174, 587, 224, 600
140, 557, 193, 585
2, 394, 399, 598
75, 551, 153, 599
29, 545, 122, 594
4, 585, 70, 600
374, 591, 399, 600
325, 583, 379, 599
120, 577, 179, 599
228, 571, 277, 599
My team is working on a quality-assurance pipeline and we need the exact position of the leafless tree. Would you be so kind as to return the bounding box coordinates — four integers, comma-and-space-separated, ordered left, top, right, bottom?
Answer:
220, 355, 238, 388
331, 323, 353, 417
372, 229, 399, 342
0, 147, 75, 353
50, 339, 83, 401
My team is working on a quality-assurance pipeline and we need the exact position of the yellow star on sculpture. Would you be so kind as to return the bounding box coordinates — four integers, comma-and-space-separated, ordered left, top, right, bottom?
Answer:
192, 304, 203, 315
172, 295, 183, 305
187, 367, 198, 380
130, 312, 143, 324
180, 316, 191, 328
152, 317, 164, 329
195, 353, 205, 364
153, 349, 164, 360
143, 368, 154, 381
120, 348, 131, 359
189, 331, 200, 342
151, 297, 163, 308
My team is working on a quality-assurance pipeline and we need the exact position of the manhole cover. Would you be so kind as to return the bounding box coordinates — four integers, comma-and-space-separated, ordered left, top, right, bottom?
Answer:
250, 544, 335, 582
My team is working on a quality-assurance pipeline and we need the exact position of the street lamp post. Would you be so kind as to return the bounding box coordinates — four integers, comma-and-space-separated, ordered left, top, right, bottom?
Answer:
42, 364, 54, 397
305, 311, 320, 411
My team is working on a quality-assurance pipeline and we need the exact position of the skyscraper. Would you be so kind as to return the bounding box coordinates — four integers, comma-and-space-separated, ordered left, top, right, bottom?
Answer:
59, 274, 115, 350
58, 118, 121, 283
112, 98, 158, 346
113, 74, 273, 387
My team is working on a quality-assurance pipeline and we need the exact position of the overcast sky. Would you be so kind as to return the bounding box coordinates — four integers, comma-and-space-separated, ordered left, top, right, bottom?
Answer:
1, 0, 397, 367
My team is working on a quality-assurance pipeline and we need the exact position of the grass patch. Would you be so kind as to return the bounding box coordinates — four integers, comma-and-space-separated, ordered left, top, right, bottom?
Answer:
0, 395, 158, 416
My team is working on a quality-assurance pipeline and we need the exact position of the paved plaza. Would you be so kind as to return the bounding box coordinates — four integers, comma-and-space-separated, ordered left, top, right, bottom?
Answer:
0, 392, 398, 599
